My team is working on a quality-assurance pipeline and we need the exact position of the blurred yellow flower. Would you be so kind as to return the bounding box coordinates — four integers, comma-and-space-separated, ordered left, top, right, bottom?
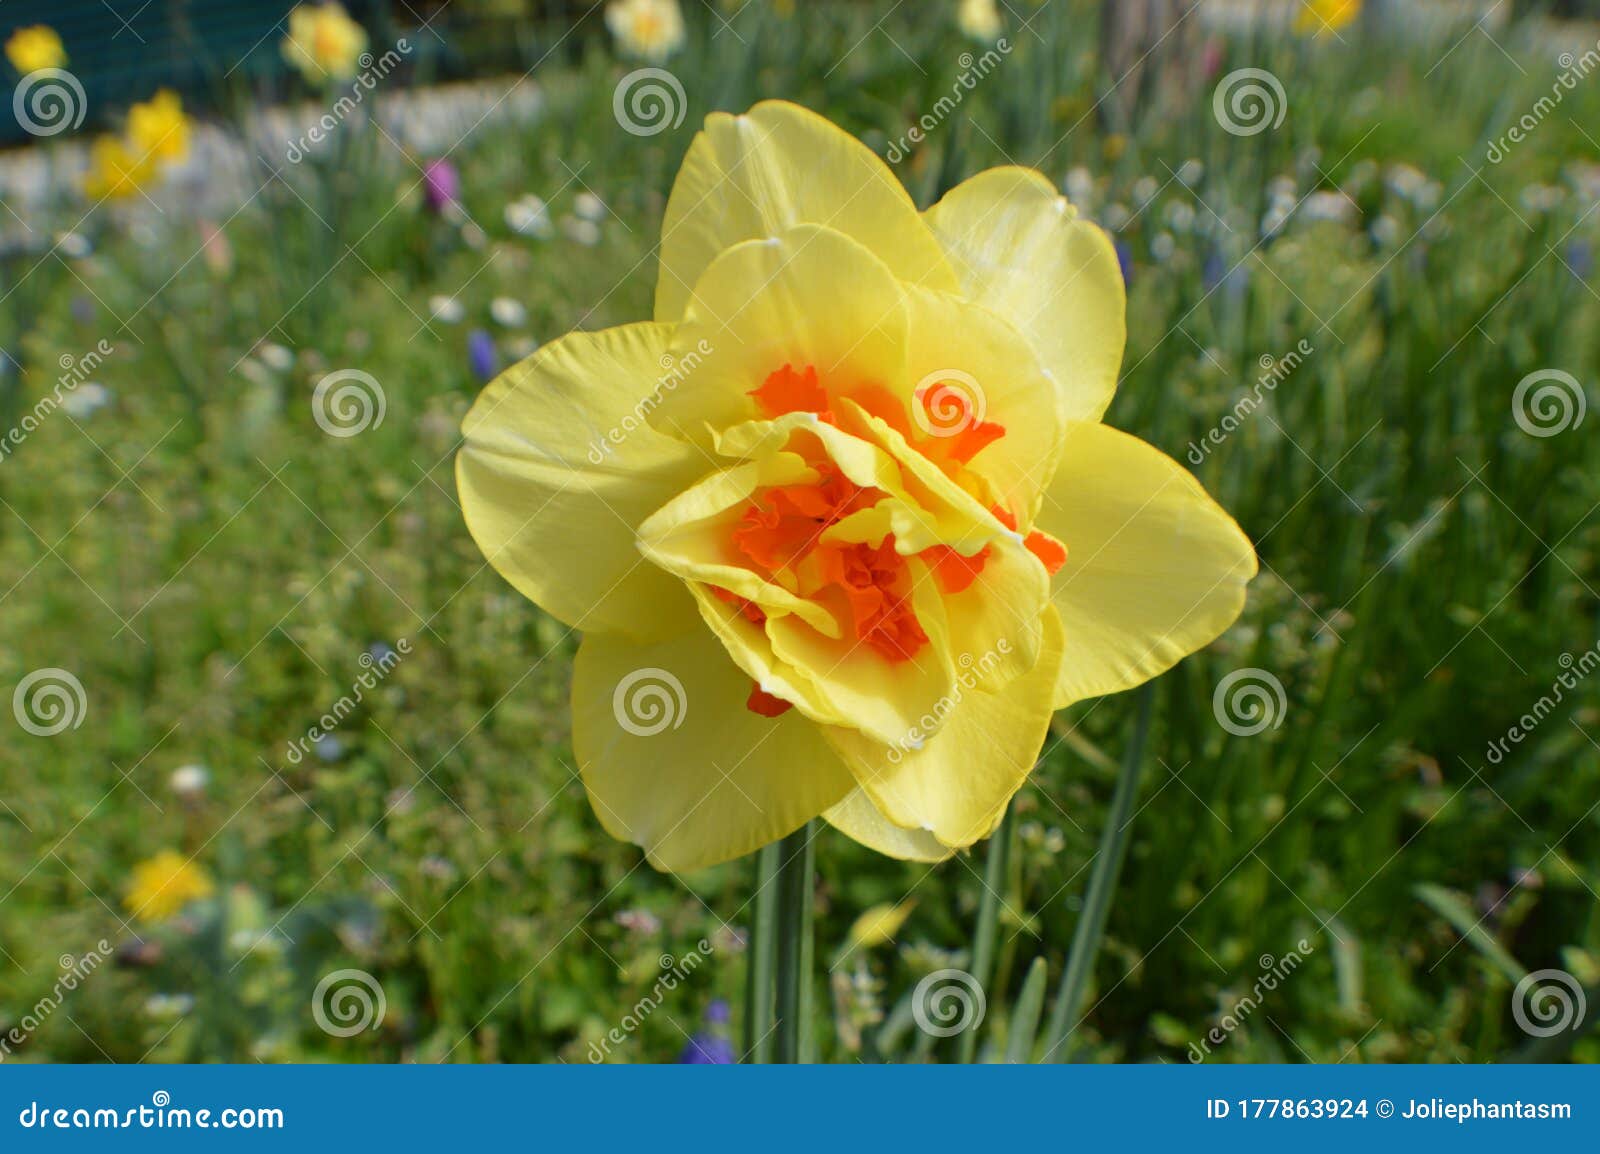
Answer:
457, 102, 1255, 871
847, 901, 917, 948
127, 89, 190, 165
124, 850, 213, 922
957, 0, 1003, 41
83, 136, 155, 201
5, 25, 66, 74
1294, 0, 1362, 36
282, 1, 369, 83
606, 0, 686, 62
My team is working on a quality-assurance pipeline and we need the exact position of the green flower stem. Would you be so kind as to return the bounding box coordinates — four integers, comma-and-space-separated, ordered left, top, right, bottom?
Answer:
1045, 680, 1158, 1062
955, 803, 1013, 1064
773, 821, 816, 1064
743, 841, 781, 1063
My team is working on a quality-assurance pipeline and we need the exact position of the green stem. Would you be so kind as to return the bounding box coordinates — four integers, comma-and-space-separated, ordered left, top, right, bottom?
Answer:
1044, 680, 1157, 1062
773, 821, 815, 1064
956, 803, 1013, 1063
742, 842, 781, 1063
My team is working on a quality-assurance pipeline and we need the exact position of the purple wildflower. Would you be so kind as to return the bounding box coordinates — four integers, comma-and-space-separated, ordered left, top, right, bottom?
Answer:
423, 159, 460, 213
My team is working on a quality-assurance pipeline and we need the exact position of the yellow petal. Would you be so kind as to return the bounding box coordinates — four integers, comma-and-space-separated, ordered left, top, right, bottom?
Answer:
1034, 422, 1257, 708
456, 322, 707, 640
573, 621, 854, 872
824, 606, 1065, 847
846, 899, 918, 947
654, 100, 957, 323
651, 225, 908, 447
824, 789, 952, 862
925, 167, 1126, 422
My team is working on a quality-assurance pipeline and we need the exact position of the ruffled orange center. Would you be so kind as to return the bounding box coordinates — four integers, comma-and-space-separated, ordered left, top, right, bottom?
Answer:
718, 364, 1066, 717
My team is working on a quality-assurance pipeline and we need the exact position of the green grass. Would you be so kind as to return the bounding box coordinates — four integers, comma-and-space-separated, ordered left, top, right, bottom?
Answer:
1, 1, 1598, 1063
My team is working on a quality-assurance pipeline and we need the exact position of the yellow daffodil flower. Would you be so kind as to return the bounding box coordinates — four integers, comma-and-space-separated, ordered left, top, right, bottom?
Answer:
124, 850, 214, 922
83, 136, 155, 201
1294, 0, 1362, 36
281, 1, 369, 84
457, 102, 1256, 872
847, 901, 917, 949
127, 89, 190, 165
606, 0, 687, 62
5, 25, 66, 74
956, 0, 1003, 42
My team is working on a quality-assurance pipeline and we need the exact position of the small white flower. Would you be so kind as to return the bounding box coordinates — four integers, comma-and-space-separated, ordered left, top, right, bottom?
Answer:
170, 763, 210, 797
258, 342, 295, 372
505, 195, 553, 238
1300, 190, 1356, 225
56, 231, 92, 259
59, 382, 110, 418
1064, 166, 1095, 207
1176, 159, 1204, 187
1151, 232, 1176, 261
574, 192, 606, 222
490, 297, 528, 328
562, 216, 602, 247
428, 294, 465, 324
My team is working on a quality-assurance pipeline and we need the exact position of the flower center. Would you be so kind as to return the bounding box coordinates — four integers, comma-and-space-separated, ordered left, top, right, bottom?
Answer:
710, 363, 1066, 718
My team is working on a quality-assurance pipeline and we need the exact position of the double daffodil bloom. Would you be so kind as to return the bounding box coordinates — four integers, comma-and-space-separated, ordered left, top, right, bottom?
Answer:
458, 102, 1256, 871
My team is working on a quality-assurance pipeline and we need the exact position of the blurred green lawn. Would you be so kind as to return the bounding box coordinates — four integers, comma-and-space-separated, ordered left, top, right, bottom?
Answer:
1, 0, 1598, 1063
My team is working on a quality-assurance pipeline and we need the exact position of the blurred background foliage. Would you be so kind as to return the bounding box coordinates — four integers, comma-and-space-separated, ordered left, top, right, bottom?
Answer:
1, 0, 1598, 1063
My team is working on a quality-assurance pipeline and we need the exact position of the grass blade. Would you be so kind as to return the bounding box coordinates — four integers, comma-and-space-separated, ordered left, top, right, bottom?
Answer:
1044, 680, 1157, 1061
